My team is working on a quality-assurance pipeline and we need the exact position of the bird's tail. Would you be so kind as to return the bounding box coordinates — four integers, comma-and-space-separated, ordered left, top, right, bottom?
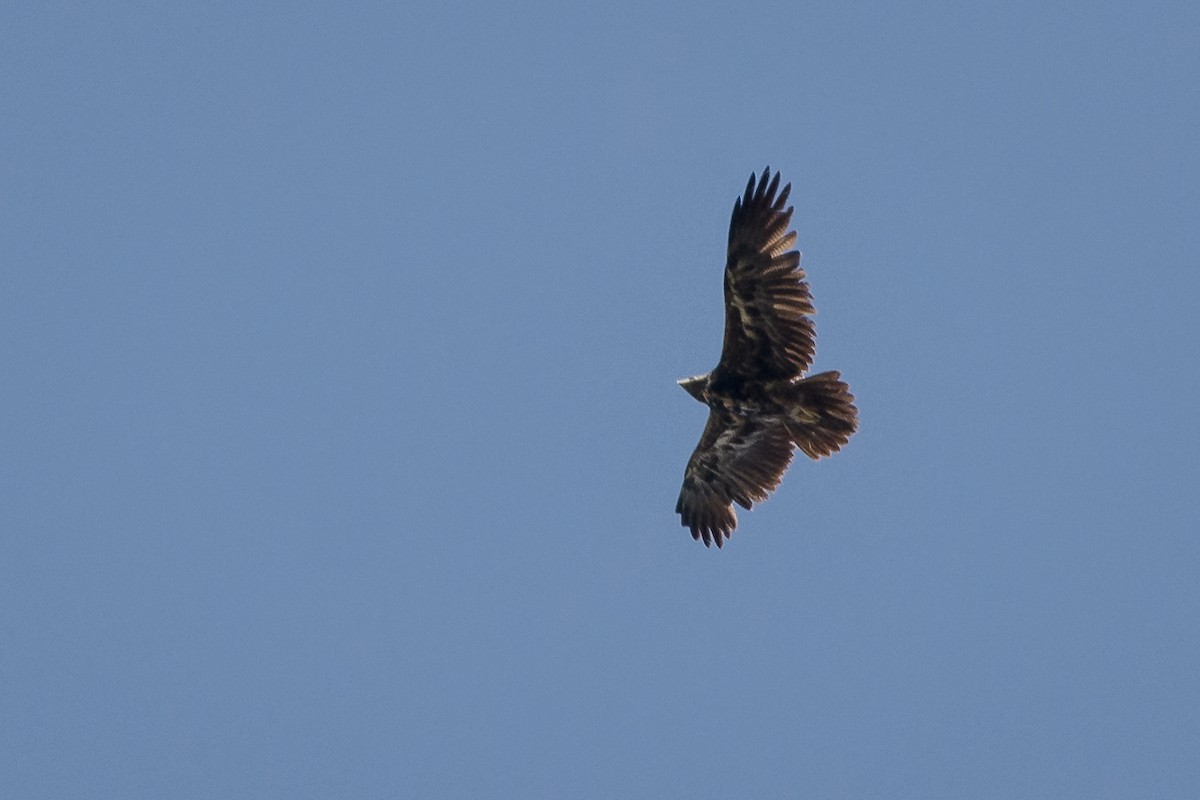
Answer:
783, 371, 858, 460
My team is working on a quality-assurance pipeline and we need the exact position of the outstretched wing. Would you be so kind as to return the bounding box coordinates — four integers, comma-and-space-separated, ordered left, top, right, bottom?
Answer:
676, 410, 795, 548
717, 167, 816, 380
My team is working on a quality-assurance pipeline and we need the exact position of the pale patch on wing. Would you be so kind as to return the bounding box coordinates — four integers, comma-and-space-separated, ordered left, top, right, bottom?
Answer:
729, 292, 757, 340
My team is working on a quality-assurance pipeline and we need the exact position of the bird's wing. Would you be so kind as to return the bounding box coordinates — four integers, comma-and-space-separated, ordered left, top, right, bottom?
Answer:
676, 409, 795, 548
717, 168, 816, 381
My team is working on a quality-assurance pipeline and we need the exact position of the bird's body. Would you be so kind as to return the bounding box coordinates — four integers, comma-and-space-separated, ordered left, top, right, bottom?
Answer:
675, 168, 858, 547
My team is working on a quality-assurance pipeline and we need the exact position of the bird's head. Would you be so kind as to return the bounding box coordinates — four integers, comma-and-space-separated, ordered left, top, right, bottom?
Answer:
677, 374, 709, 404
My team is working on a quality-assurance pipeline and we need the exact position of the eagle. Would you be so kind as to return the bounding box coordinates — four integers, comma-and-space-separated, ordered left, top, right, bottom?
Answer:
676, 168, 858, 547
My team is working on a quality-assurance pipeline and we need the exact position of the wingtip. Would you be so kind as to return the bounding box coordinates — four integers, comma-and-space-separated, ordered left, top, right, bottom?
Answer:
743, 166, 786, 208
686, 520, 729, 549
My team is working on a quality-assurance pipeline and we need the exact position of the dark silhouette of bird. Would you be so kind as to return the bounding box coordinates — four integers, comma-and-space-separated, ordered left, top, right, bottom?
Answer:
676, 168, 858, 547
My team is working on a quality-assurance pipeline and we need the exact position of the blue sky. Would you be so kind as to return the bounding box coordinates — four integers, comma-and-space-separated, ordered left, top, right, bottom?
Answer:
3, 2, 1199, 797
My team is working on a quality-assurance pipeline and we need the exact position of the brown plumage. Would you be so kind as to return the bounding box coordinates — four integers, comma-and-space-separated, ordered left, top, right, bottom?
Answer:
676, 168, 858, 548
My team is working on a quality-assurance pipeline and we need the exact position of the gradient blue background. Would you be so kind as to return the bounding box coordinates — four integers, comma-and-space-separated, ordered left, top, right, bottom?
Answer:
4, 2, 1199, 797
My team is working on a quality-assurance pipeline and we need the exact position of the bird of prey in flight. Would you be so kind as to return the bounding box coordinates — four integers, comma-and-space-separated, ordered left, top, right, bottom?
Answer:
676, 168, 858, 547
